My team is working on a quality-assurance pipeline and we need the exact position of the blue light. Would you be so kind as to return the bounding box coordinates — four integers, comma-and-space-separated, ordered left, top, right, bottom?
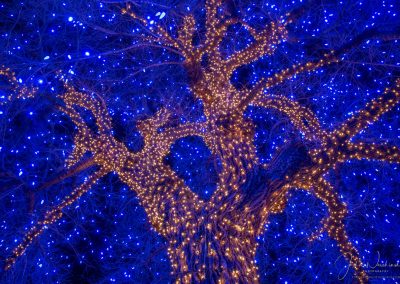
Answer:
0, 0, 399, 283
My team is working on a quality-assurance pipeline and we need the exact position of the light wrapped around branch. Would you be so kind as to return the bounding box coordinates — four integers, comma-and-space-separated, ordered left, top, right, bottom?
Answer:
334, 79, 400, 140
3, 0, 400, 281
225, 20, 289, 76
0, 66, 37, 103
59, 82, 112, 134
121, 3, 187, 57
58, 81, 116, 170
178, 15, 196, 51
301, 178, 368, 284
308, 79, 400, 167
346, 142, 400, 163
4, 168, 107, 270
252, 95, 326, 142
244, 52, 339, 108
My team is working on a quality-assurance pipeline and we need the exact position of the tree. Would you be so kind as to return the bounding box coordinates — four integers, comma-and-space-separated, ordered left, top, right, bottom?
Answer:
1, 0, 400, 283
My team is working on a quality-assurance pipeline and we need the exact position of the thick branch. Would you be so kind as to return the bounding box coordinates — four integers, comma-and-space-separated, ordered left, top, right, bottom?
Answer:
225, 21, 288, 75
60, 82, 113, 134
301, 178, 368, 283
177, 15, 196, 51
205, 0, 224, 44
334, 80, 400, 139
204, 18, 239, 64
346, 142, 400, 163
238, 140, 314, 230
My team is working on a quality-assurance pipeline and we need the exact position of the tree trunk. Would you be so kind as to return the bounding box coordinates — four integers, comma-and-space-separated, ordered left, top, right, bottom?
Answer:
167, 216, 259, 283
165, 141, 313, 283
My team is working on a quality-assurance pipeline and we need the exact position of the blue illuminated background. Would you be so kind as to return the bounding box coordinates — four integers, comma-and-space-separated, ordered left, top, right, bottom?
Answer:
0, 0, 399, 283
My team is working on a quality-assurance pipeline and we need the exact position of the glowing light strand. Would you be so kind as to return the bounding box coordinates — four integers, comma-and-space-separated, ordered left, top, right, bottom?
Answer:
0, 66, 37, 103
3, 0, 400, 282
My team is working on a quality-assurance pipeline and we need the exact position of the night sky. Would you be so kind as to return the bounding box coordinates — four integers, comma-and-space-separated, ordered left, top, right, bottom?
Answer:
1, 0, 400, 283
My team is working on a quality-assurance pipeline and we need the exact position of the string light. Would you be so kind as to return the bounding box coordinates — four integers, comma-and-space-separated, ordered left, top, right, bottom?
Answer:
0, 66, 37, 103
4, 0, 400, 282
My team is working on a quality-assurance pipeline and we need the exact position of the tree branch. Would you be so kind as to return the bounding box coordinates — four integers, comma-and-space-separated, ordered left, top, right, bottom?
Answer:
301, 178, 367, 283
333, 79, 400, 140
224, 20, 288, 75
251, 95, 326, 142
242, 27, 400, 110
4, 168, 107, 270
346, 142, 400, 163
38, 157, 96, 191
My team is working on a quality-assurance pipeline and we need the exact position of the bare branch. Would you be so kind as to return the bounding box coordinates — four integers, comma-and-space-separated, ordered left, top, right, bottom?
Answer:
38, 157, 96, 191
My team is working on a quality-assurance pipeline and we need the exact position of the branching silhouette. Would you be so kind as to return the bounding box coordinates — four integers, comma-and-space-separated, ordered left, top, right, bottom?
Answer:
1, 0, 400, 283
